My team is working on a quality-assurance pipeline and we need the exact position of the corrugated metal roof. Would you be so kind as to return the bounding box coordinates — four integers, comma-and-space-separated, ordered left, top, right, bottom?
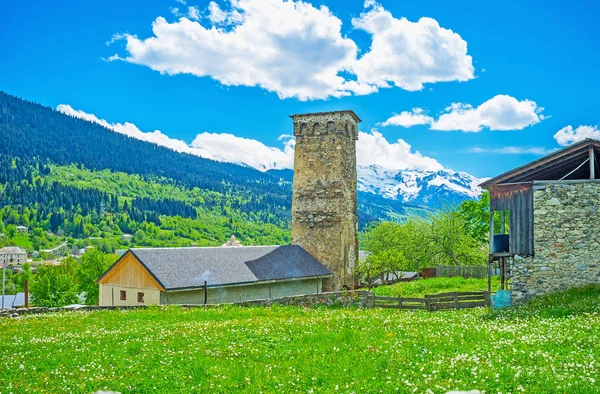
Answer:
0, 292, 25, 308
124, 245, 331, 291
480, 138, 600, 188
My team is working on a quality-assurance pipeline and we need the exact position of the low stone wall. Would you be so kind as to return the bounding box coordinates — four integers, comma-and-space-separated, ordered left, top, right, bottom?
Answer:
1, 291, 373, 317
511, 183, 600, 303
228, 290, 372, 308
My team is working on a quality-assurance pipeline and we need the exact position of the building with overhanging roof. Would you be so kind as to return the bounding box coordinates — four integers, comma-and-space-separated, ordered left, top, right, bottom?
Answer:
480, 138, 600, 302
97, 245, 332, 306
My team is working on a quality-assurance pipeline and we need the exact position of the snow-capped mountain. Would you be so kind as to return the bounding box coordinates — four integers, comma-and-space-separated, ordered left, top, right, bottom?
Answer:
357, 164, 483, 207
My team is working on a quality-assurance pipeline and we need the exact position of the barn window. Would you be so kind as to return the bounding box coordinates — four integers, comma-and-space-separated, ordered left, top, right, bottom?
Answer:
120, 290, 126, 300
137, 292, 144, 303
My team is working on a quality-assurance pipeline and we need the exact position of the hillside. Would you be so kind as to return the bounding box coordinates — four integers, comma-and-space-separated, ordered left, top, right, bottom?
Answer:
1, 286, 599, 393
0, 91, 480, 253
0, 156, 291, 251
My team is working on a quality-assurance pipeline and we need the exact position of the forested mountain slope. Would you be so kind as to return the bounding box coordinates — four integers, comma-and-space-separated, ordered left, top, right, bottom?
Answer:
0, 91, 431, 252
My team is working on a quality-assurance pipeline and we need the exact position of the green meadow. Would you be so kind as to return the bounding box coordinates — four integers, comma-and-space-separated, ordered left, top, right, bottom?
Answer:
1, 286, 599, 394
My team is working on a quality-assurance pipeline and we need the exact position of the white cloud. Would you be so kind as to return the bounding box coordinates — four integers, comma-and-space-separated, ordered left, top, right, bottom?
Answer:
107, 0, 474, 100
431, 95, 545, 132
381, 95, 546, 132
57, 104, 194, 154
170, 7, 182, 17
379, 108, 433, 127
554, 125, 600, 146
190, 133, 295, 170
350, 2, 474, 92
56, 104, 293, 171
207, 1, 228, 23
187, 6, 201, 20
467, 146, 555, 155
356, 130, 443, 171
56, 104, 443, 172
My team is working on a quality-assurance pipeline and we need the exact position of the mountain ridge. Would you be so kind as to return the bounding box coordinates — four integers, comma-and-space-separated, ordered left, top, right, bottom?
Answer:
0, 90, 480, 231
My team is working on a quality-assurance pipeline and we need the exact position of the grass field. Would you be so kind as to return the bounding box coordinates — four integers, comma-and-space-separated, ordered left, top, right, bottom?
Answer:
373, 276, 501, 298
1, 286, 599, 394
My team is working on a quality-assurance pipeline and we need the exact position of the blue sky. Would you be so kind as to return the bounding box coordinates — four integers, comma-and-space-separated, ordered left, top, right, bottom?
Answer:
2, 0, 600, 177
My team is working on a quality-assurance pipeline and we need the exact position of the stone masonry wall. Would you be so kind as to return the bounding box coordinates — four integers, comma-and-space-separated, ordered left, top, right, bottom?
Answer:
291, 111, 359, 291
511, 183, 600, 303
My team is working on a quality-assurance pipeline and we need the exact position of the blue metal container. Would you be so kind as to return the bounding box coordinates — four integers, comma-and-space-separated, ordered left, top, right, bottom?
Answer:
492, 234, 509, 253
491, 290, 511, 308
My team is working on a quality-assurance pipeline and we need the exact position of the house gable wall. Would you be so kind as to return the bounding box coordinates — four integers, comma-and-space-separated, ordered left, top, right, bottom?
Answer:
98, 252, 164, 306
511, 183, 600, 302
99, 285, 161, 306
98, 252, 163, 290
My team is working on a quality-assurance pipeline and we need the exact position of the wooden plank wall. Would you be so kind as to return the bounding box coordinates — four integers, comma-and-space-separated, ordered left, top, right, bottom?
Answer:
490, 184, 534, 256
98, 253, 164, 290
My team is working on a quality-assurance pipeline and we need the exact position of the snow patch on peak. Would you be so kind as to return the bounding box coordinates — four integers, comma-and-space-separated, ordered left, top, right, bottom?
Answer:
357, 164, 482, 207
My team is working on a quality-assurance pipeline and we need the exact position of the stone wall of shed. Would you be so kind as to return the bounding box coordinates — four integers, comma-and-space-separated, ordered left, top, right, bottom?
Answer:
511, 183, 600, 302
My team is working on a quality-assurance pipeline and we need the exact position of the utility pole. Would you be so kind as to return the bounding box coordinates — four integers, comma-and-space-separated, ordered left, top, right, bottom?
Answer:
1, 259, 5, 309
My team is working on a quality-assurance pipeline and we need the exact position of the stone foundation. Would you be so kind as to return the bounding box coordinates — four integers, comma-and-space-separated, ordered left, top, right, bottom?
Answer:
511, 183, 600, 302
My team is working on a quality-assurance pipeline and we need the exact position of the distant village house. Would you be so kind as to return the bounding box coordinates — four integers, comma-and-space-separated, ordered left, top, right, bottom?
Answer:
16, 225, 28, 233
0, 246, 27, 265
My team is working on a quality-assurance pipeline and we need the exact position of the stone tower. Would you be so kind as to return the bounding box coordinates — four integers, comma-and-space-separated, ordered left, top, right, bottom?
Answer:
290, 110, 360, 292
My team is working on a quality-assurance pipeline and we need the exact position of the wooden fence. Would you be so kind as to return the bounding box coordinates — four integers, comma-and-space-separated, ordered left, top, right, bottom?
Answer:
373, 291, 490, 311
435, 265, 490, 279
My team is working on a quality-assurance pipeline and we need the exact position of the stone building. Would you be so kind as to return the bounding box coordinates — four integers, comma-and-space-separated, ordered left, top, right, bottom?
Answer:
221, 235, 242, 247
0, 246, 27, 266
481, 138, 600, 303
290, 111, 360, 291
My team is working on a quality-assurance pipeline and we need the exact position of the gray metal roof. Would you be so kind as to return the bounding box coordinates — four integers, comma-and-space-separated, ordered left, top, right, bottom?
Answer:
126, 245, 331, 291
0, 292, 25, 309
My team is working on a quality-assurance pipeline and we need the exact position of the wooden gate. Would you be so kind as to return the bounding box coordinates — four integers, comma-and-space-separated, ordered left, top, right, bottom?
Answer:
373, 291, 490, 311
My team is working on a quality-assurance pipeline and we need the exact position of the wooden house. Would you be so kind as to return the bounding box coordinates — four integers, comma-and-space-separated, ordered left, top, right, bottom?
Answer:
480, 138, 600, 302
97, 245, 331, 306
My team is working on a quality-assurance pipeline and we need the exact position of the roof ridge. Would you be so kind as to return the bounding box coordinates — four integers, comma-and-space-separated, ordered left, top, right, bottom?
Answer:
131, 244, 291, 251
